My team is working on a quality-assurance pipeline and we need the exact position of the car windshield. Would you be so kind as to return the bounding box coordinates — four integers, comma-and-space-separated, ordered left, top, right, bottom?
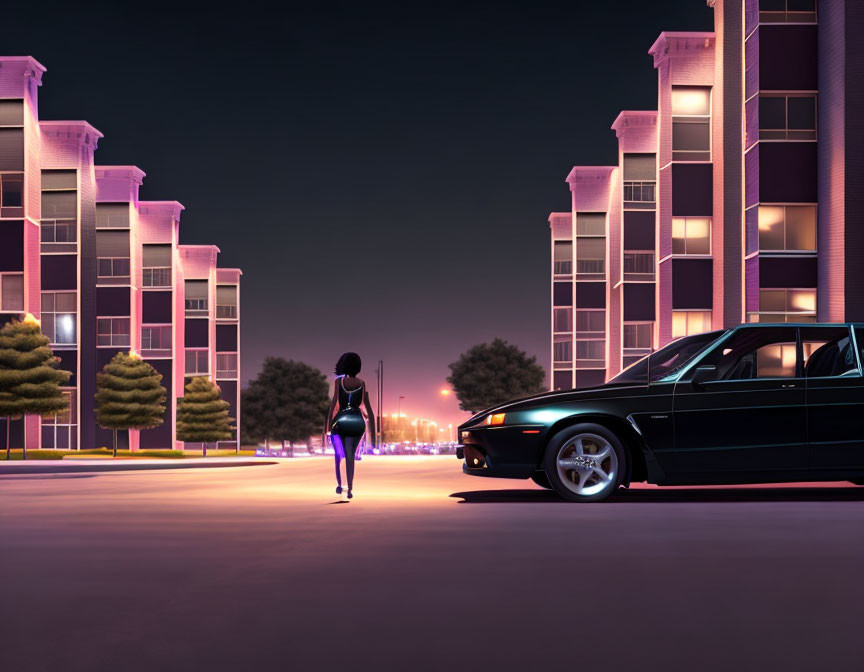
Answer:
609, 330, 726, 385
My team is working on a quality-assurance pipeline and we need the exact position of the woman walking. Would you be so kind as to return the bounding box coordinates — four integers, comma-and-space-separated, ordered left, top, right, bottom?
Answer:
325, 352, 376, 499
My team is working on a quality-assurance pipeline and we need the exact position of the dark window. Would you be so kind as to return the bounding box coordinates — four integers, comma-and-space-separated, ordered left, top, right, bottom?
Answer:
216, 324, 238, 351
672, 164, 713, 216
185, 319, 209, 348
576, 282, 605, 309
0, 100, 24, 126
623, 283, 655, 322
96, 287, 130, 316
41, 254, 77, 290
758, 26, 818, 90
553, 281, 572, 307
759, 256, 817, 288
623, 211, 655, 250
0, 173, 23, 216
143, 291, 172, 324
672, 259, 713, 309
758, 142, 817, 203
553, 370, 572, 391
0, 221, 24, 272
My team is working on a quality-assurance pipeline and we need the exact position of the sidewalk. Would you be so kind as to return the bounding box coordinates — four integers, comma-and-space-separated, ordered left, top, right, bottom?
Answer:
0, 458, 277, 475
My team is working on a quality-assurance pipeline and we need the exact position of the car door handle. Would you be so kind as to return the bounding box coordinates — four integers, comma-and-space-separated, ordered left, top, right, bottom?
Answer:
780, 383, 798, 388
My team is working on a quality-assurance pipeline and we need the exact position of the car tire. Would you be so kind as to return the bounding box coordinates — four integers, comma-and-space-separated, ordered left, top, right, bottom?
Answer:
543, 423, 626, 503
530, 471, 553, 489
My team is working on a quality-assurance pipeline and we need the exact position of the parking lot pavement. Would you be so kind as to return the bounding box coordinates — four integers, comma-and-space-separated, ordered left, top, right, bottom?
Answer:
2, 456, 864, 671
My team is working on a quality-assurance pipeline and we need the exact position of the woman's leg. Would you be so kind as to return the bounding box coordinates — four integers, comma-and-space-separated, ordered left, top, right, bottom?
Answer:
343, 436, 358, 492
332, 435, 344, 490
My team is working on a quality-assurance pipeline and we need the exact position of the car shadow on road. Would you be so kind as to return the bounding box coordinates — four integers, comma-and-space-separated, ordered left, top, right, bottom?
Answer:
450, 485, 864, 504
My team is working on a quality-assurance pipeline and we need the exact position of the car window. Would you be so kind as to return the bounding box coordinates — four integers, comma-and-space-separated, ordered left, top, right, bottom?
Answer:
802, 327, 858, 378
698, 327, 798, 380
610, 330, 724, 384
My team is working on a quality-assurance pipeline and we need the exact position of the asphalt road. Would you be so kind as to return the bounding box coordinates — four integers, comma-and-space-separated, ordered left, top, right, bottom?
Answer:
2, 456, 864, 672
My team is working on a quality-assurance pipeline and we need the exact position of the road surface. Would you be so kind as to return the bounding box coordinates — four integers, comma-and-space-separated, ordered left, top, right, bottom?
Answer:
2, 456, 864, 671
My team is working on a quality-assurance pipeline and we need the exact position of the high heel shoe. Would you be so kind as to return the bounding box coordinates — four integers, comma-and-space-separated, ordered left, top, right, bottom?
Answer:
336, 486, 343, 495
347, 489, 353, 499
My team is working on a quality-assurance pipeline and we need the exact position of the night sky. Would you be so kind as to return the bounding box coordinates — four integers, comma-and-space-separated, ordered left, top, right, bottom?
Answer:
4, 1, 713, 426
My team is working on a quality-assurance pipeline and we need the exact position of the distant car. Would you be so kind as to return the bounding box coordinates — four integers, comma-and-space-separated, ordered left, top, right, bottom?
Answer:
255, 444, 289, 458
457, 323, 864, 502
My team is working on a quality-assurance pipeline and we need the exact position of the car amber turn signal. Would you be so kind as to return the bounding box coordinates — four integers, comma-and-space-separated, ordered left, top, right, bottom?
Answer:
485, 413, 506, 426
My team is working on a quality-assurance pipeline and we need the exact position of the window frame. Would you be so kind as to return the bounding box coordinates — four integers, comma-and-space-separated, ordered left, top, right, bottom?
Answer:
41, 290, 77, 346
0, 272, 24, 312
96, 316, 131, 348
185, 348, 210, 375
672, 217, 712, 256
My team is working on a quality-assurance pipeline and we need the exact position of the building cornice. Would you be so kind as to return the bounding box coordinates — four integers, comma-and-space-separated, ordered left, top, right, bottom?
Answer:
611, 110, 658, 138
39, 120, 103, 149
139, 200, 185, 220
0, 56, 47, 86
95, 165, 146, 185
648, 31, 715, 68
566, 166, 616, 187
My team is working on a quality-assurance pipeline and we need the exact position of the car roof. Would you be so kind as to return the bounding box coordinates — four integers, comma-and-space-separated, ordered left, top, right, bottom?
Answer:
732, 323, 859, 329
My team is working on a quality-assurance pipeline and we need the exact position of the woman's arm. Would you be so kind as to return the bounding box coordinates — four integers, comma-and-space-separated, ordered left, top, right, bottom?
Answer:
324, 380, 338, 435
363, 388, 377, 447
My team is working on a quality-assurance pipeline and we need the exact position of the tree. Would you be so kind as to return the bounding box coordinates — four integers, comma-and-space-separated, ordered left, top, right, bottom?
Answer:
447, 338, 546, 413
241, 358, 329, 455
0, 315, 71, 460
176, 376, 234, 457
94, 351, 167, 457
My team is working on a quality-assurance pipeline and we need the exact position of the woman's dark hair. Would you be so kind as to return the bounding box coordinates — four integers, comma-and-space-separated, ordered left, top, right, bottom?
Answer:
335, 352, 362, 376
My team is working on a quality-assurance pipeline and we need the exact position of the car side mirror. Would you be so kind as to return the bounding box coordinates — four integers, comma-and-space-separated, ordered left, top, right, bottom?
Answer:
691, 365, 717, 389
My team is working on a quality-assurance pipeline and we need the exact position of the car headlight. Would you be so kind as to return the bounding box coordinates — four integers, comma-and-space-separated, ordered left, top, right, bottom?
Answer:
485, 413, 506, 426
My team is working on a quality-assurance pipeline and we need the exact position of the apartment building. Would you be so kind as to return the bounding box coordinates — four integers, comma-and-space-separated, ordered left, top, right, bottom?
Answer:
551, 0, 862, 389
0, 56, 241, 450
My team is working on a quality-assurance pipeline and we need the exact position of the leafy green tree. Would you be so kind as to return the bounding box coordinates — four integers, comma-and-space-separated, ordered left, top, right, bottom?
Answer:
176, 376, 234, 457
241, 357, 329, 455
0, 316, 71, 459
94, 352, 167, 457
447, 338, 545, 413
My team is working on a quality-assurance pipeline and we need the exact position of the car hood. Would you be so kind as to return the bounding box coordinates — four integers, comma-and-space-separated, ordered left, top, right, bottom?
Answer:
460, 382, 648, 427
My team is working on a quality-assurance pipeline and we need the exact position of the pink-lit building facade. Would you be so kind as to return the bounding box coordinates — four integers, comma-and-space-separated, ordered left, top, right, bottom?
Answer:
550, 0, 860, 390
0, 56, 241, 450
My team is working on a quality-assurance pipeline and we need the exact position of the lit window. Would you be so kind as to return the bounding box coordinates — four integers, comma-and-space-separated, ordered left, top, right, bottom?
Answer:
575, 310, 604, 335
97, 257, 130, 283
623, 322, 653, 350
671, 87, 711, 161
576, 213, 605, 236
553, 307, 572, 333
672, 218, 711, 255
0, 273, 24, 312
95, 203, 130, 229
185, 349, 209, 375
623, 252, 655, 279
575, 340, 605, 362
758, 289, 816, 318
553, 241, 572, 275
143, 268, 171, 287
97, 318, 130, 347
757, 206, 816, 251
759, 0, 816, 24
672, 311, 712, 338
576, 238, 605, 276
553, 337, 572, 364
41, 291, 77, 345
141, 325, 171, 352
216, 353, 238, 378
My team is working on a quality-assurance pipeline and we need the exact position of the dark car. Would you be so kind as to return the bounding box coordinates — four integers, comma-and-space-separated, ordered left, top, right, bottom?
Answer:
457, 323, 864, 502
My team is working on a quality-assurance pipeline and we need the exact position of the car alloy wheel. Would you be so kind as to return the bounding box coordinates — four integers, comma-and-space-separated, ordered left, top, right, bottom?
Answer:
544, 424, 625, 502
